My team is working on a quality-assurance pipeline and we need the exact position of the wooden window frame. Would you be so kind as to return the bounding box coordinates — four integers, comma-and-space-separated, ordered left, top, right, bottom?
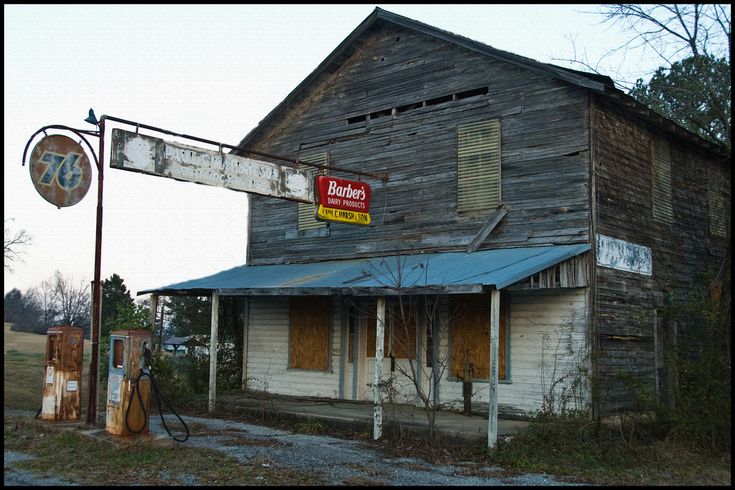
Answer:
707, 187, 728, 238
457, 120, 501, 213
651, 139, 674, 225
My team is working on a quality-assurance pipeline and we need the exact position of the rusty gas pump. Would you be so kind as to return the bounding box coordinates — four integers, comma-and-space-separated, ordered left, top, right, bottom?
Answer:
41, 326, 84, 421
105, 329, 152, 436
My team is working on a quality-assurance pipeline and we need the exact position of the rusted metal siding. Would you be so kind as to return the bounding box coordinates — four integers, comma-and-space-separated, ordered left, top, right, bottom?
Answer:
41, 326, 84, 421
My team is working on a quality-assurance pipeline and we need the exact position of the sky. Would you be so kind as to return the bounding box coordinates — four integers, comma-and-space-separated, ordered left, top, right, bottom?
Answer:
4, 4, 668, 299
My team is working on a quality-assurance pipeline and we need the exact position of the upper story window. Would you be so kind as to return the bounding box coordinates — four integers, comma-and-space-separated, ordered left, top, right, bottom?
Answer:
708, 186, 728, 238
457, 120, 501, 213
651, 139, 673, 225
297, 151, 328, 231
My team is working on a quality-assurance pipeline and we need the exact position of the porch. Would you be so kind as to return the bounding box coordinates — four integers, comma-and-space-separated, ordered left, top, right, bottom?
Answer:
217, 392, 530, 444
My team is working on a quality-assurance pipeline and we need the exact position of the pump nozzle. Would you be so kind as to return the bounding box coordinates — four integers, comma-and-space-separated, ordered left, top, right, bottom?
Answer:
141, 341, 152, 374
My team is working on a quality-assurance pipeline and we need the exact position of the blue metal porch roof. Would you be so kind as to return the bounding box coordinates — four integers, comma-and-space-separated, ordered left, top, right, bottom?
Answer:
139, 244, 590, 296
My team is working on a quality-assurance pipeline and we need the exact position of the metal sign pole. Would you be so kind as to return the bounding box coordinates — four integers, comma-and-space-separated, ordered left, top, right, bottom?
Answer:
87, 117, 105, 424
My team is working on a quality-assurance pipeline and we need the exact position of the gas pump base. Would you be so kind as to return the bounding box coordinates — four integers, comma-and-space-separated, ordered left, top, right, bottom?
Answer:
78, 429, 174, 449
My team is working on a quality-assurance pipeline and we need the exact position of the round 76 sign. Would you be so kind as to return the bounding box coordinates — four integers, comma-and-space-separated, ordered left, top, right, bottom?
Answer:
29, 135, 92, 207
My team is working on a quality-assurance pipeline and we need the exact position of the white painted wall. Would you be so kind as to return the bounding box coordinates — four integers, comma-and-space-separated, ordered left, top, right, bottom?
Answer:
245, 296, 341, 398
244, 289, 591, 417
438, 289, 591, 416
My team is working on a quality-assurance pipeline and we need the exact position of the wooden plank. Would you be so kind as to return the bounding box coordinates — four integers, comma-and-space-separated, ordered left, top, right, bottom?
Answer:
110, 129, 315, 203
488, 289, 500, 448
208, 291, 219, 415
241, 298, 249, 390
466, 205, 509, 252
374, 298, 386, 440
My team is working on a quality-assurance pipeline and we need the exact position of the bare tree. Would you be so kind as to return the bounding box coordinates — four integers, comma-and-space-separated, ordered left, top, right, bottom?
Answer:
36, 281, 60, 330
363, 256, 456, 445
51, 270, 91, 329
599, 4, 730, 65
559, 5, 731, 148
4, 218, 32, 272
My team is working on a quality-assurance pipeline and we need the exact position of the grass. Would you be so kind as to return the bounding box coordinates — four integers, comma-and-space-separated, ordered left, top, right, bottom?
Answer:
4, 324, 730, 486
4, 416, 321, 486
3, 323, 92, 412
474, 413, 731, 486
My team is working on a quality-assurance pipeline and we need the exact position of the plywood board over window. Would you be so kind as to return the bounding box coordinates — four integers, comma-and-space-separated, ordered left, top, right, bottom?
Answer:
365, 301, 418, 359
289, 296, 331, 370
390, 301, 417, 359
450, 293, 506, 380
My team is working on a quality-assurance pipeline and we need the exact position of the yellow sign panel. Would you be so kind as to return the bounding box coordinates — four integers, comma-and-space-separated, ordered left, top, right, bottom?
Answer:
316, 205, 371, 226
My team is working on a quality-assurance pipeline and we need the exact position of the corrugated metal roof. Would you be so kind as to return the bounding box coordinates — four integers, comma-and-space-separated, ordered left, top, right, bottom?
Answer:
139, 244, 590, 296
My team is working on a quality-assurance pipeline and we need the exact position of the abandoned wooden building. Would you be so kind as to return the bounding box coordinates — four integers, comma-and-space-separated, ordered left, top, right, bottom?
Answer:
140, 7, 731, 431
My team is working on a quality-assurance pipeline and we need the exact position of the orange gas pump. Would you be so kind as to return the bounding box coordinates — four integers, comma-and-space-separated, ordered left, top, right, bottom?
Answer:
105, 329, 152, 436
41, 326, 84, 421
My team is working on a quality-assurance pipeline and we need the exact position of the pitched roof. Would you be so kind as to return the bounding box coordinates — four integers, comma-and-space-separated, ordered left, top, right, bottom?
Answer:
235, 7, 727, 158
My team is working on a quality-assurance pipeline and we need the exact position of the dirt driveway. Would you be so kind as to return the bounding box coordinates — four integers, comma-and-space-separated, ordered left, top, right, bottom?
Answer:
4, 412, 583, 486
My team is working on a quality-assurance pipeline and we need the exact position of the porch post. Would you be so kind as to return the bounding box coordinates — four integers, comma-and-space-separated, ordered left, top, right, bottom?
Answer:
150, 294, 159, 349
209, 290, 220, 415
241, 298, 249, 391
488, 288, 500, 448
373, 297, 386, 440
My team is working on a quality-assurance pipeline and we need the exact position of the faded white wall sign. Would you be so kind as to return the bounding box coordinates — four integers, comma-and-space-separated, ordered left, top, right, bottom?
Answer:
596, 234, 652, 275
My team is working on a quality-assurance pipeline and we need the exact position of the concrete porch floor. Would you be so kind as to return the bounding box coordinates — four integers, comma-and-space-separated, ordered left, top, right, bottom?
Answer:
217, 393, 530, 444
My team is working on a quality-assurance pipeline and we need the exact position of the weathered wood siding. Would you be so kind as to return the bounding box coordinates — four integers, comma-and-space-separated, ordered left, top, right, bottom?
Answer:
591, 98, 730, 416
246, 25, 591, 264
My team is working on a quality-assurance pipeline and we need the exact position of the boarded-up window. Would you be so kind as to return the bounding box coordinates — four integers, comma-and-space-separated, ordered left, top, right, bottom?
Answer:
457, 120, 501, 213
390, 303, 417, 359
365, 301, 418, 359
708, 188, 728, 237
289, 296, 331, 370
450, 294, 506, 380
651, 140, 673, 224
297, 152, 328, 231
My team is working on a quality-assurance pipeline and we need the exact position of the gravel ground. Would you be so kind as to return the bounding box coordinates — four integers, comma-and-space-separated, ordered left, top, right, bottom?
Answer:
4, 414, 584, 486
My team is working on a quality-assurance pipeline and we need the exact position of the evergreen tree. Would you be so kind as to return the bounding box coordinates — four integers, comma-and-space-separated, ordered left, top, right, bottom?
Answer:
167, 295, 211, 337
101, 273, 135, 337
629, 55, 731, 149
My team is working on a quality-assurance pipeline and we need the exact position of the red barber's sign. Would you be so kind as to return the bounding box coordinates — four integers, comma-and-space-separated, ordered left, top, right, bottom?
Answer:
314, 175, 371, 225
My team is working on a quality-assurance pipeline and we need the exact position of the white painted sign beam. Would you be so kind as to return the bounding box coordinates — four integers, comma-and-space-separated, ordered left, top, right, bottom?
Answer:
110, 129, 314, 203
